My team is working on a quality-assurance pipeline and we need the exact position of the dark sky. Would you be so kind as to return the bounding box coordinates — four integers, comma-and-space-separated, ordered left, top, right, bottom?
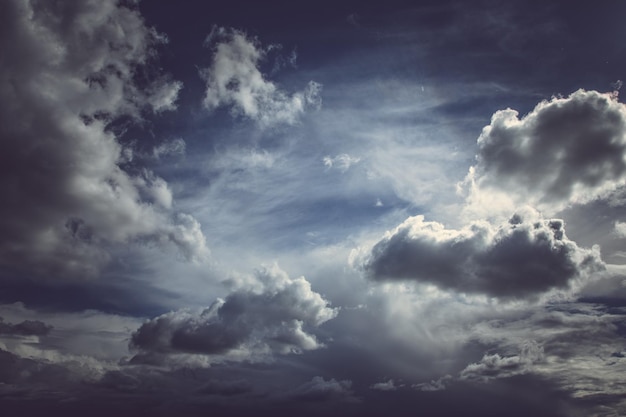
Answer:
1, 0, 626, 415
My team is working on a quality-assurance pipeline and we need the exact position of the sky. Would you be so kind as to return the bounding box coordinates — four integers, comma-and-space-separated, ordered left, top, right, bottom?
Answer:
1, 0, 626, 415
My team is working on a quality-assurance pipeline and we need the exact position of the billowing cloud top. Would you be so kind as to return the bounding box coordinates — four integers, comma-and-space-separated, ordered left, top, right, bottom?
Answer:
130, 265, 337, 365
360, 209, 603, 298
0, 0, 208, 280
463, 89, 626, 215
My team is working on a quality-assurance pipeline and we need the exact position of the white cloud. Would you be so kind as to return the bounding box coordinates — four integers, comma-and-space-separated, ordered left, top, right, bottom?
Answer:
200, 27, 322, 127
288, 376, 358, 402
153, 138, 187, 159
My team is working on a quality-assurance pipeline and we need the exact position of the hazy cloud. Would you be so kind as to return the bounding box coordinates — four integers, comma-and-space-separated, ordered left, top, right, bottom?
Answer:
615, 221, 626, 237
201, 26, 321, 127
323, 154, 361, 173
0, 317, 52, 336
289, 376, 357, 402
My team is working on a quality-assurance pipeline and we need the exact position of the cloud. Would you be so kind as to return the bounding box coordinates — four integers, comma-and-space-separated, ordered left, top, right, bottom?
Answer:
615, 221, 626, 237
153, 138, 187, 159
200, 26, 322, 127
410, 300, 626, 407
370, 379, 399, 391
461, 89, 626, 216
414, 375, 453, 392
0, 0, 208, 280
130, 264, 337, 364
459, 340, 544, 382
0, 317, 52, 336
359, 209, 602, 298
288, 376, 357, 402
323, 154, 361, 173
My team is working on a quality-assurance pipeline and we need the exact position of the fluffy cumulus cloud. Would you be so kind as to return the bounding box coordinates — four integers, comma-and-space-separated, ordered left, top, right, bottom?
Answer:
130, 265, 337, 364
360, 209, 602, 298
201, 26, 322, 127
415, 341, 545, 392
462, 89, 626, 216
360, 88, 626, 302
0, 0, 208, 280
615, 221, 626, 237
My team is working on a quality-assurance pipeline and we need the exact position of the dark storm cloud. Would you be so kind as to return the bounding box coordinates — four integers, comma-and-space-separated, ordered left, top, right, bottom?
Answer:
464, 89, 626, 212
0, 0, 207, 281
361, 210, 602, 298
130, 266, 337, 363
0, 317, 52, 336
0, 348, 68, 386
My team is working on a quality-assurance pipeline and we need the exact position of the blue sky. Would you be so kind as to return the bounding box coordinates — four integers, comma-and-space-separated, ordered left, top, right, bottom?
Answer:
2, 1, 626, 415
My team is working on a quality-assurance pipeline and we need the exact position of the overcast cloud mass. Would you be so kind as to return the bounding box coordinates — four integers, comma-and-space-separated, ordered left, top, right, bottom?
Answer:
2, 1, 626, 416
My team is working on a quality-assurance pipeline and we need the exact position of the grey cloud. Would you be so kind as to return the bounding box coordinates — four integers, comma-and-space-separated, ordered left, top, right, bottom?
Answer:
464, 89, 626, 213
0, 317, 52, 336
288, 376, 357, 402
370, 379, 399, 391
361, 210, 602, 298
446, 302, 626, 408
0, 0, 208, 280
130, 265, 337, 363
459, 340, 544, 382
200, 26, 322, 127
